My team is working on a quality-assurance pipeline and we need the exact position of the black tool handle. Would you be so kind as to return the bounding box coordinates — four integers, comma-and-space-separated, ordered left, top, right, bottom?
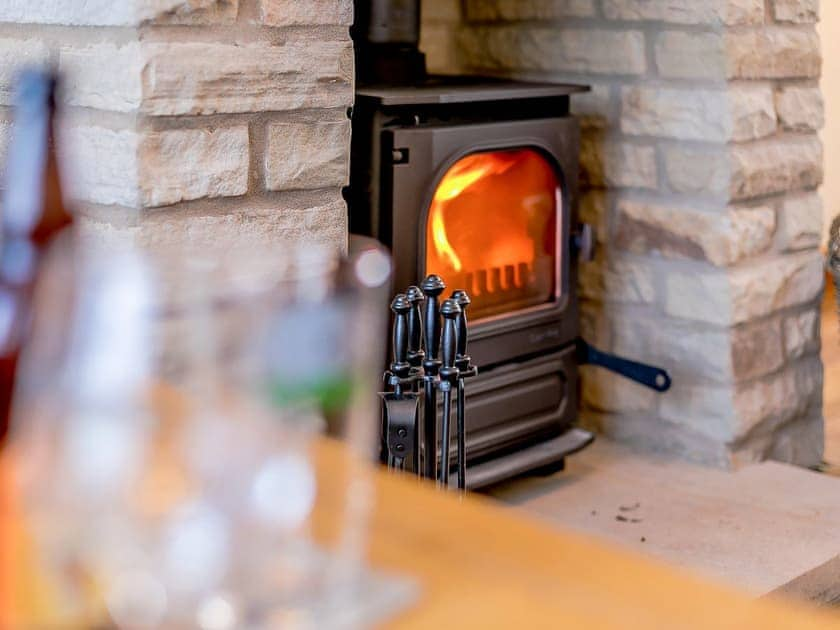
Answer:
578, 340, 671, 392
390, 294, 411, 382
406, 285, 425, 368
421, 275, 445, 372
439, 299, 460, 380
451, 290, 471, 371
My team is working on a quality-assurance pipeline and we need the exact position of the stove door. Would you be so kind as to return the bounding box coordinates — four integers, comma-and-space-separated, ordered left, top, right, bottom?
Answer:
385, 117, 580, 367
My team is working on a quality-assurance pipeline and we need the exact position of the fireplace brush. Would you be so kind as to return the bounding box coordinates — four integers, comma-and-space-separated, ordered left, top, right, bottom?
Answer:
381, 275, 477, 490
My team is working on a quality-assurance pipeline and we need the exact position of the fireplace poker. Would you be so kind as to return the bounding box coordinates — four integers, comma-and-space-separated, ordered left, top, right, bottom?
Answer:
421, 274, 445, 480
451, 289, 475, 490
438, 298, 461, 486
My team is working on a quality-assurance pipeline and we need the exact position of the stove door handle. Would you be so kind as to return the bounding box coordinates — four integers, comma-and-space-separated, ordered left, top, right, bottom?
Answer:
577, 339, 671, 392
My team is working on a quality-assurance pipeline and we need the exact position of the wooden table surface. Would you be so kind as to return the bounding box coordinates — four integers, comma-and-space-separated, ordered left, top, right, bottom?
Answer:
5, 449, 840, 629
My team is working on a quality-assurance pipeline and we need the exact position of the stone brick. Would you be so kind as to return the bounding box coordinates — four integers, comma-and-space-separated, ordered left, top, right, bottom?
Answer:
421, 24, 463, 74
730, 136, 823, 200
660, 357, 821, 445
582, 366, 657, 413
578, 257, 657, 304
59, 124, 141, 207
580, 136, 657, 189
0, 38, 50, 105
59, 43, 144, 113
260, 0, 353, 26
458, 26, 646, 76
139, 126, 250, 207
772, 0, 819, 23
464, 0, 595, 21
0, 120, 12, 183
665, 251, 823, 325
602, 0, 764, 25
726, 27, 821, 79
767, 413, 823, 468
655, 31, 726, 81
424, 0, 462, 23
621, 85, 775, 142
614, 201, 775, 266
0, 0, 238, 26
778, 193, 823, 251
612, 315, 784, 385
265, 120, 350, 191
663, 145, 730, 197
784, 309, 820, 360
140, 40, 353, 115
775, 85, 824, 131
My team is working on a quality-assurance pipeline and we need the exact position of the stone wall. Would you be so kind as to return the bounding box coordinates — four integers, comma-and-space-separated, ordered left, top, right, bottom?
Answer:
0, 0, 353, 252
422, 0, 825, 467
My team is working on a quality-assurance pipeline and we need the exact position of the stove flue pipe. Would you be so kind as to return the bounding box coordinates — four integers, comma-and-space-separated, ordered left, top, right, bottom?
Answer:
352, 0, 427, 84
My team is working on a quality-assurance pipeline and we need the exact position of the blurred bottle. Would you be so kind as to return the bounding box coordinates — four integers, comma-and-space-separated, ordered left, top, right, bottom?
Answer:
0, 70, 73, 442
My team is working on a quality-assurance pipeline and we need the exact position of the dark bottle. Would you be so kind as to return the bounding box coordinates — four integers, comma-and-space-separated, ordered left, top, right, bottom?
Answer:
0, 70, 73, 443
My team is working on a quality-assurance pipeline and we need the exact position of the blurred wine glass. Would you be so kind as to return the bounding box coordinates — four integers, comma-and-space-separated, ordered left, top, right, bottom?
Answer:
8, 233, 392, 628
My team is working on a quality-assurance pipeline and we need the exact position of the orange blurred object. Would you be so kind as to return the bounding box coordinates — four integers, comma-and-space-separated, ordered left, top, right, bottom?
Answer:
425, 148, 560, 320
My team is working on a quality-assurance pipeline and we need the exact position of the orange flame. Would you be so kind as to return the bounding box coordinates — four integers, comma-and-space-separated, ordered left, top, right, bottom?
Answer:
425, 149, 559, 320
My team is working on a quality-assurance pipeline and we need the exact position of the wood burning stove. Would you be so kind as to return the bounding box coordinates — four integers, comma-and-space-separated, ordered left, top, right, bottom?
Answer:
348, 0, 670, 488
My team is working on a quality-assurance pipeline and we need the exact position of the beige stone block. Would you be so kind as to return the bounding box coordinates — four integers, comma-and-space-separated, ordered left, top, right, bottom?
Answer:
140, 40, 353, 115
424, 0, 463, 23
663, 145, 731, 197
773, 0, 819, 23
621, 85, 775, 142
265, 120, 350, 191
768, 413, 824, 469
59, 42, 144, 113
655, 31, 726, 80
0, 120, 11, 182
464, 0, 595, 21
80, 192, 348, 254
580, 136, 657, 189
784, 309, 820, 360
260, 0, 353, 26
778, 192, 823, 251
726, 27, 821, 79
775, 85, 824, 131
421, 24, 462, 74
139, 126, 250, 207
665, 251, 823, 325
602, 0, 764, 25
458, 26, 646, 75
660, 357, 820, 445
730, 136, 823, 200
612, 315, 785, 385
60, 124, 141, 207
0, 0, 237, 25
615, 201, 775, 266
0, 38, 50, 105
579, 256, 657, 305
581, 366, 657, 413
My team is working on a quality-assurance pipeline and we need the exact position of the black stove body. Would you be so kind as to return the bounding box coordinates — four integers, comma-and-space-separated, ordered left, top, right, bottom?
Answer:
347, 0, 594, 488
348, 78, 595, 488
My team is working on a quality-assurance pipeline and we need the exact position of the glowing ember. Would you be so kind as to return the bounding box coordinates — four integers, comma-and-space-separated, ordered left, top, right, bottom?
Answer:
425, 148, 560, 320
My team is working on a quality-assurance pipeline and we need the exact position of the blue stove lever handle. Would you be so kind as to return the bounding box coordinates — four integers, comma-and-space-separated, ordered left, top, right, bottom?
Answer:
577, 339, 672, 393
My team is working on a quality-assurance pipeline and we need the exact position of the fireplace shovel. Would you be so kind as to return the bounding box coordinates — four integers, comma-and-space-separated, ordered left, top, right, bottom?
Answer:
576, 339, 671, 392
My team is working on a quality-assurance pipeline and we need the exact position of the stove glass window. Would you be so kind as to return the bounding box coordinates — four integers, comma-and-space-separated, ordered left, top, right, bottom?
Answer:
424, 148, 560, 321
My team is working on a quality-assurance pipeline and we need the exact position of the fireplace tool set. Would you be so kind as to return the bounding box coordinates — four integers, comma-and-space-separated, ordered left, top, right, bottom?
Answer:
380, 275, 476, 489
